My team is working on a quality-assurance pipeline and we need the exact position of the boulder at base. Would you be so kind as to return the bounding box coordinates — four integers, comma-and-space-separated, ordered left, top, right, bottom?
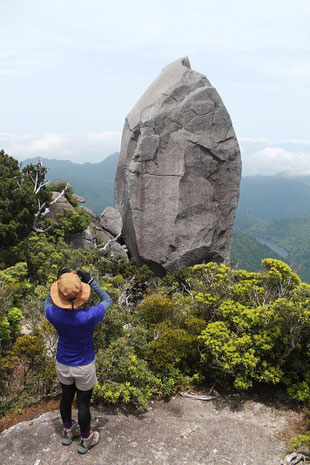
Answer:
115, 57, 241, 276
100, 207, 123, 237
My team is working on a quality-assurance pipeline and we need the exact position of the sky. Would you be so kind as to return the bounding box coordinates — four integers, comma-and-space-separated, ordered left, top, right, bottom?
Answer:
0, 0, 309, 175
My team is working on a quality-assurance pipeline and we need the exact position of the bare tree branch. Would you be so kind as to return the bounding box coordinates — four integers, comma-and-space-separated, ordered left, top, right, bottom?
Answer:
98, 233, 122, 251
32, 223, 58, 234
32, 180, 70, 233
40, 181, 70, 218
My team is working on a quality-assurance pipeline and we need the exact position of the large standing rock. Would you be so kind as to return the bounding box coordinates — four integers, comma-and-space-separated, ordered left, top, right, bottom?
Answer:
115, 57, 241, 275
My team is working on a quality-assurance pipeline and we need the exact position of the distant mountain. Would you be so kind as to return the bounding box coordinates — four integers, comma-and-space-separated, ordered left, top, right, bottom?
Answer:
236, 175, 310, 223
22, 153, 119, 215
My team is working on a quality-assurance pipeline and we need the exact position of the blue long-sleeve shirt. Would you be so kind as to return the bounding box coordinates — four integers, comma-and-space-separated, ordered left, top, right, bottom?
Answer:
45, 280, 112, 366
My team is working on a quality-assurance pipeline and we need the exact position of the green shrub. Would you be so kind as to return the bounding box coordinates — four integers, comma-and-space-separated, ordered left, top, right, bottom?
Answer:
0, 265, 26, 354
183, 315, 207, 335
151, 323, 197, 372
94, 305, 129, 349
94, 333, 192, 410
55, 208, 91, 237
13, 334, 45, 365
11, 334, 57, 398
2, 211, 310, 419
94, 337, 161, 410
136, 293, 176, 326
48, 182, 78, 207
194, 262, 310, 395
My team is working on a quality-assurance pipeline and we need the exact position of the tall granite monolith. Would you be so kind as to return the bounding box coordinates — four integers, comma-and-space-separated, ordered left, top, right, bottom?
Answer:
115, 57, 241, 275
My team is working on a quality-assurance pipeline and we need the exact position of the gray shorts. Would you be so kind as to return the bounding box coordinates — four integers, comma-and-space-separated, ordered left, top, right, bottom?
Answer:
56, 360, 97, 391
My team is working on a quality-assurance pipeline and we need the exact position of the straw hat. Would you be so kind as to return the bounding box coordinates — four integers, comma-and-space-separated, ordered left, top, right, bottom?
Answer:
50, 272, 90, 309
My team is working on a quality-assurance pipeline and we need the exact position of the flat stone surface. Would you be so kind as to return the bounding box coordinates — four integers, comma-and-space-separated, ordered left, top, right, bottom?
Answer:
0, 396, 297, 465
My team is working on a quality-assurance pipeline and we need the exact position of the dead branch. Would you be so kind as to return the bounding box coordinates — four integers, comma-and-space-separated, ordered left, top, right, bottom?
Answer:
32, 223, 58, 234
41, 181, 70, 218
30, 160, 50, 194
98, 233, 122, 251
182, 283, 194, 301
32, 180, 70, 233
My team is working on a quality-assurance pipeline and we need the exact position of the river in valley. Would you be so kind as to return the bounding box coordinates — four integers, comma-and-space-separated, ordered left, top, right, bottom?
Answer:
254, 235, 289, 258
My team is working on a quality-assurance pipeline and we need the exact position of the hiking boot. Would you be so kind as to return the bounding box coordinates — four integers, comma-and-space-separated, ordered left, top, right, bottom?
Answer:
77, 429, 99, 454
62, 421, 79, 445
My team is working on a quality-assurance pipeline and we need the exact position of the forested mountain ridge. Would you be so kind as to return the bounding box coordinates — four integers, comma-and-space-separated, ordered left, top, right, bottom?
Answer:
22, 152, 119, 215
236, 175, 310, 223
234, 176, 310, 280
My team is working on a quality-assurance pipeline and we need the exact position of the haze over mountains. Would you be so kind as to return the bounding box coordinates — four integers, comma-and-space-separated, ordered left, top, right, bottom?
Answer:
23, 153, 310, 282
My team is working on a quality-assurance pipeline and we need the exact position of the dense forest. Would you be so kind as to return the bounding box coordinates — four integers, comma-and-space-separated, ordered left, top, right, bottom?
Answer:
234, 216, 310, 282
1, 149, 310, 432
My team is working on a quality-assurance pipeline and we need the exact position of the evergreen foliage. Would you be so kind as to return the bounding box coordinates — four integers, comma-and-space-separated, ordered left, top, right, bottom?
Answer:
0, 151, 38, 249
1, 235, 310, 416
48, 181, 78, 207
1, 153, 310, 425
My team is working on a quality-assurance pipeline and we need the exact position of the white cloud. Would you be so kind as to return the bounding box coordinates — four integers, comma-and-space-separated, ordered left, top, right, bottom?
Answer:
242, 146, 310, 176
0, 132, 121, 163
252, 59, 310, 82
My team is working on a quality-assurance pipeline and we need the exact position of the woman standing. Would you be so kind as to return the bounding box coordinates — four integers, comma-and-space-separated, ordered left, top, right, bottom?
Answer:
45, 268, 112, 454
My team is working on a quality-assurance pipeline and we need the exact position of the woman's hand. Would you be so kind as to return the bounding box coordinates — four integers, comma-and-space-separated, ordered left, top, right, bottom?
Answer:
57, 267, 71, 279
76, 270, 93, 284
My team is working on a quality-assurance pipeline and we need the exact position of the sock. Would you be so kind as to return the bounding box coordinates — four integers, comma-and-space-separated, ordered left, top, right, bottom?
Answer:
63, 420, 74, 429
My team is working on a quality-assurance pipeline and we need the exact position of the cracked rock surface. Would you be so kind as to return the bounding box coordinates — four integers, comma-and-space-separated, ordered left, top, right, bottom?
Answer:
115, 57, 241, 275
0, 396, 297, 465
